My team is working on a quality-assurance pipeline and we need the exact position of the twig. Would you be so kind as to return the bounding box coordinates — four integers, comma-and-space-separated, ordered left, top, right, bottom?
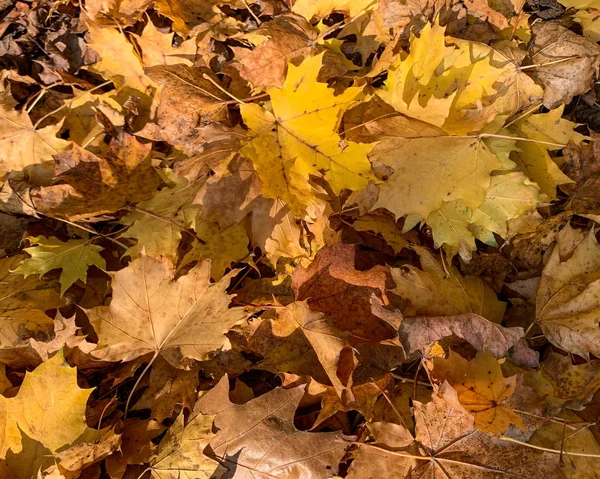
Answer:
371, 381, 410, 429
242, 0, 261, 25
512, 409, 594, 430
413, 359, 424, 401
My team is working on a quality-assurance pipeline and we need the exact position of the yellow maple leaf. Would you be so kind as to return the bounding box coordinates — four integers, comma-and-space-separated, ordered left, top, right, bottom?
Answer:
426, 172, 540, 260
0, 351, 92, 457
85, 24, 157, 102
292, 0, 377, 20
507, 106, 584, 198
0, 100, 70, 179
134, 21, 196, 67
12, 236, 105, 296
371, 119, 503, 220
559, 0, 600, 42
88, 252, 248, 366
240, 53, 374, 214
378, 22, 542, 134
430, 350, 525, 433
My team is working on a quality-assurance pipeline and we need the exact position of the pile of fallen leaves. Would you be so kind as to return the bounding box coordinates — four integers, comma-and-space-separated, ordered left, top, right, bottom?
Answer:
1, 0, 600, 476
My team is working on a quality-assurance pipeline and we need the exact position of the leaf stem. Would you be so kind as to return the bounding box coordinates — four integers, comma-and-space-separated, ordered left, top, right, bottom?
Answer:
500, 436, 600, 458
33, 80, 114, 129
127, 205, 206, 244
125, 351, 159, 417
202, 73, 246, 104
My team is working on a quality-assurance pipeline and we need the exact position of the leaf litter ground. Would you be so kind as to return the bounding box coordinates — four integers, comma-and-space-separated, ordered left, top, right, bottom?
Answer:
1, 0, 600, 477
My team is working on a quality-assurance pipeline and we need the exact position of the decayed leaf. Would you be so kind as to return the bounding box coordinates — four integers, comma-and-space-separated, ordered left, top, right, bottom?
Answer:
429, 350, 524, 433
400, 313, 525, 358
348, 394, 563, 478
529, 22, 600, 109
196, 376, 352, 478
150, 411, 219, 478
536, 226, 600, 358
0, 351, 92, 457
88, 252, 249, 366
32, 133, 162, 220
240, 52, 374, 213
12, 235, 105, 296
535, 351, 600, 412
390, 246, 506, 322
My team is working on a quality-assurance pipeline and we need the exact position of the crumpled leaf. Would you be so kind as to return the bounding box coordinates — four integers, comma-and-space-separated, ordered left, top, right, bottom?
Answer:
88, 252, 249, 366
400, 313, 525, 358
529, 22, 600, 109
536, 225, 600, 358
12, 235, 105, 296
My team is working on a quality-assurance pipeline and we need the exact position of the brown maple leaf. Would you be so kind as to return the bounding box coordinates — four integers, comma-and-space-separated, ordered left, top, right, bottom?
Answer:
292, 243, 396, 342
196, 376, 353, 478
31, 133, 161, 220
